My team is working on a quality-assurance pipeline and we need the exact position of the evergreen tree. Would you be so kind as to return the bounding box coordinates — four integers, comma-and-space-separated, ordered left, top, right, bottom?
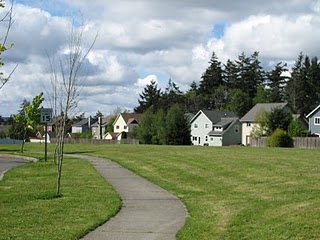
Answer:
226, 88, 251, 117
134, 80, 161, 113
160, 78, 184, 112
235, 52, 264, 101
198, 52, 223, 95
266, 62, 288, 102
165, 105, 191, 145
267, 107, 293, 134
152, 109, 166, 144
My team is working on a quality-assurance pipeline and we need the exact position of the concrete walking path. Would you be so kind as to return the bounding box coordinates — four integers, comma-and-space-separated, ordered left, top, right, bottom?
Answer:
70, 155, 188, 240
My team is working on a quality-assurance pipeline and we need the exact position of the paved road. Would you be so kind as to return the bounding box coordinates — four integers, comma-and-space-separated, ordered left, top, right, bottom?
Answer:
0, 156, 30, 180
70, 155, 188, 240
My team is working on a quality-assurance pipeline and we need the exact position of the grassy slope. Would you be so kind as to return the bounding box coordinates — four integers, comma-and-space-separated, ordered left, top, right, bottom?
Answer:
65, 144, 320, 240
0, 145, 121, 240
1, 143, 320, 239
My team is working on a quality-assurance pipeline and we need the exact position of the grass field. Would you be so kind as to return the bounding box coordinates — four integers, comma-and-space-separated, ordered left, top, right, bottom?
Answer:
0, 147, 121, 240
1, 143, 320, 239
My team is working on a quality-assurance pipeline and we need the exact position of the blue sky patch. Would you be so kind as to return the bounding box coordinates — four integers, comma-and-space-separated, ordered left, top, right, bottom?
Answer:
212, 22, 226, 39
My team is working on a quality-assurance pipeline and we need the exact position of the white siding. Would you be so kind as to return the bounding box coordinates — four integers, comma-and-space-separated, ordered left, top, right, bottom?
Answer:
191, 112, 212, 146
113, 115, 128, 133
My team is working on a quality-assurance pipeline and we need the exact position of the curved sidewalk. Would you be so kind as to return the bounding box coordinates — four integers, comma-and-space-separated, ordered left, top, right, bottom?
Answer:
71, 155, 188, 240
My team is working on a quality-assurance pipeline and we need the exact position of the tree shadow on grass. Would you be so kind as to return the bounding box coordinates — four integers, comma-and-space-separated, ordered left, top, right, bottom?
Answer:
64, 150, 95, 155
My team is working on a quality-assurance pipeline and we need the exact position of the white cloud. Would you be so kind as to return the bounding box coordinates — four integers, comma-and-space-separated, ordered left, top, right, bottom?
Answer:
2, 0, 320, 117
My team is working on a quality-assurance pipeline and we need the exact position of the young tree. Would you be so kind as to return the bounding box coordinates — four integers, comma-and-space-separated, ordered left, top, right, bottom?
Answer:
13, 93, 44, 152
50, 23, 98, 196
136, 107, 154, 144
250, 108, 269, 137
134, 80, 161, 113
0, 1, 17, 91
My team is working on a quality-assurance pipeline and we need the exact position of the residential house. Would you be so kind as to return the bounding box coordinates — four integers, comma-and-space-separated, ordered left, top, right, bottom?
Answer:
71, 116, 96, 134
190, 110, 238, 146
207, 118, 242, 146
306, 104, 320, 137
104, 132, 122, 140
240, 102, 291, 145
113, 113, 142, 134
91, 115, 115, 139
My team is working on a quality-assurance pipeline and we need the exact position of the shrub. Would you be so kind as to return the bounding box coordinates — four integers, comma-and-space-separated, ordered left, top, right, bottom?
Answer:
267, 128, 293, 148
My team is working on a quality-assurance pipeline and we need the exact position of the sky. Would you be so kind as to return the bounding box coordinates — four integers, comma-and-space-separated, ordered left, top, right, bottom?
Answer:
1, 0, 320, 117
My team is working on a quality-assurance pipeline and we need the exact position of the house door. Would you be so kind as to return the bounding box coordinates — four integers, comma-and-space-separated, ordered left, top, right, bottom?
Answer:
246, 135, 251, 145
198, 137, 201, 145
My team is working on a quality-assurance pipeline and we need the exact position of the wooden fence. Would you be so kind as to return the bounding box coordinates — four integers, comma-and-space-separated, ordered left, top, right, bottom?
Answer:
50, 138, 139, 145
250, 137, 320, 148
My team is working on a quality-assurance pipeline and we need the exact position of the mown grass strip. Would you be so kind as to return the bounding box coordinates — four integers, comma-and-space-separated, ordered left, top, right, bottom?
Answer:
0, 147, 121, 240
2, 143, 320, 239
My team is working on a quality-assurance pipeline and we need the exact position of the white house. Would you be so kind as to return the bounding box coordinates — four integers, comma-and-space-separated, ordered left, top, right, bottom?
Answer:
113, 113, 142, 134
190, 110, 238, 146
240, 102, 291, 145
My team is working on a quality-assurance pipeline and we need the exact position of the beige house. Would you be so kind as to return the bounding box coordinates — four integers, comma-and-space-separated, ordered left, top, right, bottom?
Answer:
240, 103, 291, 145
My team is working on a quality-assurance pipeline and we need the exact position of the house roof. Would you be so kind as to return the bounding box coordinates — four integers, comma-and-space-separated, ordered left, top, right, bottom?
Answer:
208, 118, 239, 136
72, 117, 96, 127
117, 113, 142, 125
240, 102, 288, 122
306, 104, 320, 118
190, 110, 237, 124
91, 115, 115, 127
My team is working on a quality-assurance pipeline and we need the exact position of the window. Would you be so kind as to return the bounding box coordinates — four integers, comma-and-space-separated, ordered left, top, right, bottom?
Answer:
116, 125, 120, 129
194, 123, 198, 128
234, 125, 239, 133
193, 136, 197, 141
210, 137, 214, 141
247, 123, 251, 127
205, 136, 208, 141
124, 126, 127, 129
315, 117, 320, 125
205, 124, 209, 128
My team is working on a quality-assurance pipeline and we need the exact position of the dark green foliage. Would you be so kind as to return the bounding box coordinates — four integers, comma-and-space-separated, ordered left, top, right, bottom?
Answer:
160, 78, 185, 112
267, 107, 293, 135
165, 105, 191, 145
136, 107, 154, 144
266, 62, 288, 102
288, 118, 307, 137
134, 80, 161, 113
267, 128, 293, 147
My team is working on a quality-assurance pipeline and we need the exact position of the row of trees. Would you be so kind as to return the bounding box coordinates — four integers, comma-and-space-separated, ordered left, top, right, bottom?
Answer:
135, 52, 320, 118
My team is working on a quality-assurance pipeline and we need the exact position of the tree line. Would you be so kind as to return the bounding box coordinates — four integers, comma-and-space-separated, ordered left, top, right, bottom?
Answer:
135, 52, 320, 118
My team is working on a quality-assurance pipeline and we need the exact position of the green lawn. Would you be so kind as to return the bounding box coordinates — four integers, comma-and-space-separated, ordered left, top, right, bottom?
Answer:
0, 146, 121, 240
1, 143, 320, 239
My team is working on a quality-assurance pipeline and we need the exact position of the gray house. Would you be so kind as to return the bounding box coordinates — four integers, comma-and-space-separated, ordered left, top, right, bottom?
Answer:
207, 118, 241, 146
71, 116, 96, 134
306, 104, 320, 136
190, 110, 239, 146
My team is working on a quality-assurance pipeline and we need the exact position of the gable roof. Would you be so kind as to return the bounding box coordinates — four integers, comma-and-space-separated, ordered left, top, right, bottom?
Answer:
208, 118, 239, 136
91, 115, 115, 127
190, 110, 237, 124
72, 117, 96, 127
306, 104, 320, 118
114, 113, 142, 125
240, 102, 288, 122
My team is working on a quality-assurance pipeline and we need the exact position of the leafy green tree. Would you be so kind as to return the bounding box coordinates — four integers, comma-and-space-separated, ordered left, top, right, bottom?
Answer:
250, 108, 269, 137
184, 82, 202, 113
288, 118, 307, 137
253, 85, 269, 104
13, 93, 44, 152
165, 104, 191, 145
134, 80, 161, 113
267, 107, 293, 135
136, 107, 155, 144
105, 116, 115, 133
152, 109, 166, 144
